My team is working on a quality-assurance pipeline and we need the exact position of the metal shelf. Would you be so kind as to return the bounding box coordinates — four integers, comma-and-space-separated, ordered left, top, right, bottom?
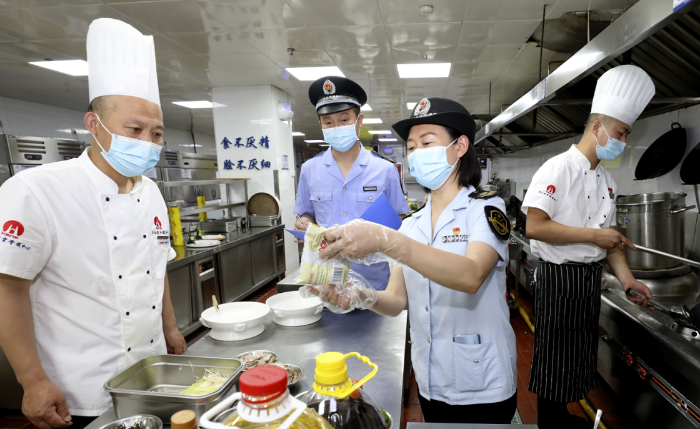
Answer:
179, 202, 245, 215
162, 178, 250, 187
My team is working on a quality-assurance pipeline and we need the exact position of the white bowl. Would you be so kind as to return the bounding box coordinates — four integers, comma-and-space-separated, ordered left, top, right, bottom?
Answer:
266, 292, 323, 327
201, 302, 271, 341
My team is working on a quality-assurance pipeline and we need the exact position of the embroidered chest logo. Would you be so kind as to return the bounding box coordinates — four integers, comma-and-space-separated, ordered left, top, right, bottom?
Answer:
1, 221, 31, 251
154, 217, 162, 229
485, 206, 511, 240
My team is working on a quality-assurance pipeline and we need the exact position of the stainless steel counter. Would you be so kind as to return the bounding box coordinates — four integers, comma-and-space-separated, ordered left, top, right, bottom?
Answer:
277, 268, 301, 293
168, 225, 285, 270
85, 309, 409, 429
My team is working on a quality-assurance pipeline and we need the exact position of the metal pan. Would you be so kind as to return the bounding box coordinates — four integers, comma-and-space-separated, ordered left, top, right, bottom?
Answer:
680, 139, 700, 209
635, 122, 687, 180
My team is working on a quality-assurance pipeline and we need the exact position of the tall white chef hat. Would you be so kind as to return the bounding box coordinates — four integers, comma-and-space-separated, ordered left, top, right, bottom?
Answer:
87, 18, 160, 106
590, 65, 655, 126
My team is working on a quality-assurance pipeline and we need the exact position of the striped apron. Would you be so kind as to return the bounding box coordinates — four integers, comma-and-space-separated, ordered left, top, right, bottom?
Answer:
527, 260, 603, 403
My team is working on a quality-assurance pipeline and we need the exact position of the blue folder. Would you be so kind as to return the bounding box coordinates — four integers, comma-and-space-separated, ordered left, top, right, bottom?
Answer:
360, 193, 402, 230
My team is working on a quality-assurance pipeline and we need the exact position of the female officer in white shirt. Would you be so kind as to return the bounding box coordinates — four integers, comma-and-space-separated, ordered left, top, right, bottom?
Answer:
306, 97, 517, 424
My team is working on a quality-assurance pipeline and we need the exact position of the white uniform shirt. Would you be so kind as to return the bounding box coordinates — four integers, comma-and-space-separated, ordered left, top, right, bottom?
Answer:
0, 149, 172, 415
400, 186, 517, 405
522, 145, 617, 264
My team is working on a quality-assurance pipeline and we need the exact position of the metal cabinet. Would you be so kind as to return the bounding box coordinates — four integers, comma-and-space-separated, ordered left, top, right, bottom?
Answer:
168, 263, 194, 331
251, 234, 276, 284
275, 232, 286, 273
193, 256, 220, 316
218, 242, 254, 303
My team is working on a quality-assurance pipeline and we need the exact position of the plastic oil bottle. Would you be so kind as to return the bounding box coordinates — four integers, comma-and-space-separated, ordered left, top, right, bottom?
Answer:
199, 366, 333, 429
297, 352, 387, 429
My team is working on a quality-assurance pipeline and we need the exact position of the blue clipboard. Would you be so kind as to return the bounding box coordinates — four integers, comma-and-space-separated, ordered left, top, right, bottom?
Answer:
360, 193, 402, 230
284, 228, 306, 241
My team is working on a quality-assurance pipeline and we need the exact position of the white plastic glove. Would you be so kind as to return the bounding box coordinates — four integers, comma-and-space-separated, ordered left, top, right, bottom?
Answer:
299, 271, 378, 314
318, 219, 406, 266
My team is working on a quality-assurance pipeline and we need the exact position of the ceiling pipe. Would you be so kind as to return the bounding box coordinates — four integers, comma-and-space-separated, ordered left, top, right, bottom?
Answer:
543, 97, 700, 105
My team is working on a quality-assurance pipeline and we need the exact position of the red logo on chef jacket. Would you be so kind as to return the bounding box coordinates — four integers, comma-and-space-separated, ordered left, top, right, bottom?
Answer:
546, 185, 556, 195
608, 188, 613, 193
2, 220, 24, 239
154, 217, 162, 229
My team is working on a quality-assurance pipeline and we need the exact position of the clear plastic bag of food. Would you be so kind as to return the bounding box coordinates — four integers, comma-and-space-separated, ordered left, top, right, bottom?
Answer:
298, 271, 378, 314
296, 224, 352, 286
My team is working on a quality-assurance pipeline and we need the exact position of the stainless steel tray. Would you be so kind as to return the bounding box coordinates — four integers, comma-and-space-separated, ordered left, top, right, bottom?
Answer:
250, 215, 278, 227
104, 355, 243, 421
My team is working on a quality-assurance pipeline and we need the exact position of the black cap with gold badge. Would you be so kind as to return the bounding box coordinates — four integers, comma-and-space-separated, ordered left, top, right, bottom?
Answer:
392, 97, 476, 144
308, 76, 367, 116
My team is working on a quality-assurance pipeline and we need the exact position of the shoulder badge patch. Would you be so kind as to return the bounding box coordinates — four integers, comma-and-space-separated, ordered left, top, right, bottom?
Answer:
485, 205, 510, 241
468, 189, 500, 199
323, 79, 336, 95
414, 98, 431, 117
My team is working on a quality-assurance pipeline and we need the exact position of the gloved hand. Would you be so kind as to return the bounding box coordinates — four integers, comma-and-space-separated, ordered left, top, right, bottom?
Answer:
299, 271, 378, 314
318, 219, 406, 266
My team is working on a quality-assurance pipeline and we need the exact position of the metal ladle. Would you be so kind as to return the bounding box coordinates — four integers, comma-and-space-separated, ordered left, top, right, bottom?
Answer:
624, 242, 700, 270
626, 288, 698, 331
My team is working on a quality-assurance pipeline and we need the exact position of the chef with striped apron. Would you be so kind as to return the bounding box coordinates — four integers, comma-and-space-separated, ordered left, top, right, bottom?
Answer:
521, 65, 656, 429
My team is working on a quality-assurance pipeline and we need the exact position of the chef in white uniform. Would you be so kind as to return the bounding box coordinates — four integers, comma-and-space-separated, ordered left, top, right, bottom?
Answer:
0, 18, 186, 429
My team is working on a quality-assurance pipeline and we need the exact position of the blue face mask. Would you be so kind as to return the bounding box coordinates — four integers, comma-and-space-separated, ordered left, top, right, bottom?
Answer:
322, 117, 359, 152
595, 123, 626, 161
407, 139, 458, 190
93, 115, 162, 177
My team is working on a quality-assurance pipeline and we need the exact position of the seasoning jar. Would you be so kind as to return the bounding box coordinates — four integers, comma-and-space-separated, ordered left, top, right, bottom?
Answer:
171, 410, 198, 429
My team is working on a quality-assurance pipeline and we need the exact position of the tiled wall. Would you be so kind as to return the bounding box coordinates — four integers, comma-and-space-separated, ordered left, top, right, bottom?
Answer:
491, 103, 700, 254
0, 95, 216, 154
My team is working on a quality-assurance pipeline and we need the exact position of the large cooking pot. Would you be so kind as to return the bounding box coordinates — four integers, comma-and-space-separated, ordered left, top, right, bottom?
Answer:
616, 192, 695, 270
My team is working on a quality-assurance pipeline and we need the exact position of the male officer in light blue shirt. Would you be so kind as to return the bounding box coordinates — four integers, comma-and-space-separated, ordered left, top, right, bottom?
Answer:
294, 76, 410, 291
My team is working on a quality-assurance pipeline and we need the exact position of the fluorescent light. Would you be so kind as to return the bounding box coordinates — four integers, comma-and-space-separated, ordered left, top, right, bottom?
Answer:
361, 104, 372, 111
362, 118, 383, 124
173, 101, 213, 109
29, 60, 88, 76
379, 138, 398, 142
368, 130, 392, 135
319, 144, 330, 147
397, 63, 451, 78
407, 102, 416, 109
305, 140, 325, 143
292, 132, 305, 136
285, 66, 344, 81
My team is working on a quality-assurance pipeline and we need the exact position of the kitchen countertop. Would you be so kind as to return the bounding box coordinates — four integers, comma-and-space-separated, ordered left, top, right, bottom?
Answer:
168, 225, 284, 269
86, 309, 408, 429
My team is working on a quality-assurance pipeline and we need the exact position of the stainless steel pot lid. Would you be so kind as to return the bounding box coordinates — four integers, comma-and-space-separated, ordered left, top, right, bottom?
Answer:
616, 192, 687, 212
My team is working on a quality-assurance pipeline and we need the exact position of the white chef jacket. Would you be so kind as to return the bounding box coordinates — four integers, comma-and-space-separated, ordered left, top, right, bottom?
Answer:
0, 149, 172, 415
400, 186, 517, 405
522, 145, 617, 264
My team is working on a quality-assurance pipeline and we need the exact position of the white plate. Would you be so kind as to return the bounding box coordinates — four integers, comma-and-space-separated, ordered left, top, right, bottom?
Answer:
210, 323, 265, 341
266, 292, 323, 327
185, 239, 220, 248
202, 234, 225, 240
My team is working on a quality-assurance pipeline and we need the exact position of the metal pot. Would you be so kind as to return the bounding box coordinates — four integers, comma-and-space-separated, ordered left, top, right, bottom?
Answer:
616, 192, 695, 270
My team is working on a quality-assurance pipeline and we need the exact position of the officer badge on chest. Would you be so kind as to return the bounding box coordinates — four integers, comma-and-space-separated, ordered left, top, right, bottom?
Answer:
442, 227, 468, 243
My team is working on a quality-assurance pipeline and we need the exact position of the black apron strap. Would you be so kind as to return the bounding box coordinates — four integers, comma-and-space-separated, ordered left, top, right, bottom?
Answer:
527, 260, 603, 403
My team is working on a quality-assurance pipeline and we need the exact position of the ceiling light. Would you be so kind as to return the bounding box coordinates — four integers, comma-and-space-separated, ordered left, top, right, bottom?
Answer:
305, 140, 325, 143
379, 138, 398, 142
363, 118, 383, 124
292, 132, 305, 136
29, 60, 88, 76
397, 63, 451, 78
419, 5, 434, 16
361, 104, 372, 111
173, 101, 214, 109
285, 66, 344, 81
407, 102, 417, 109
368, 130, 392, 135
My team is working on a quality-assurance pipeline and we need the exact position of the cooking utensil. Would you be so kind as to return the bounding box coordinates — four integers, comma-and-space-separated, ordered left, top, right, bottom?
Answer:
250, 215, 279, 227
680, 139, 700, 209
635, 122, 687, 180
213, 295, 220, 312
616, 193, 695, 270
624, 242, 700, 270
96, 415, 163, 429
626, 288, 698, 330
104, 355, 243, 421
593, 410, 603, 429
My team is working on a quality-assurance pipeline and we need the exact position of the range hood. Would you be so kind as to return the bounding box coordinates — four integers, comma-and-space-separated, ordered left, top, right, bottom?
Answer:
475, 0, 700, 156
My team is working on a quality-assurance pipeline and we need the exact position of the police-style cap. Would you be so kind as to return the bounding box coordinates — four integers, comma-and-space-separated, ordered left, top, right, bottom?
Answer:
308, 76, 367, 115
591, 65, 655, 126
392, 97, 476, 144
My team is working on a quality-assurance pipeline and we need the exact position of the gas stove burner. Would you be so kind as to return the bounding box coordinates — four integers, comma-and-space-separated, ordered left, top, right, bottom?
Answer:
629, 264, 692, 279
670, 321, 700, 341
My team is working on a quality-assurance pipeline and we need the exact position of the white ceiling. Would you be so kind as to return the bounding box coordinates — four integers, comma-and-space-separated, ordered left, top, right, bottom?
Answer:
0, 0, 638, 143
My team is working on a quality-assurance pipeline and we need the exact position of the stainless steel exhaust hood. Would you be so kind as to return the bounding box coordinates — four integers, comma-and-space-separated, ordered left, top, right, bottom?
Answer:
474, 0, 700, 155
